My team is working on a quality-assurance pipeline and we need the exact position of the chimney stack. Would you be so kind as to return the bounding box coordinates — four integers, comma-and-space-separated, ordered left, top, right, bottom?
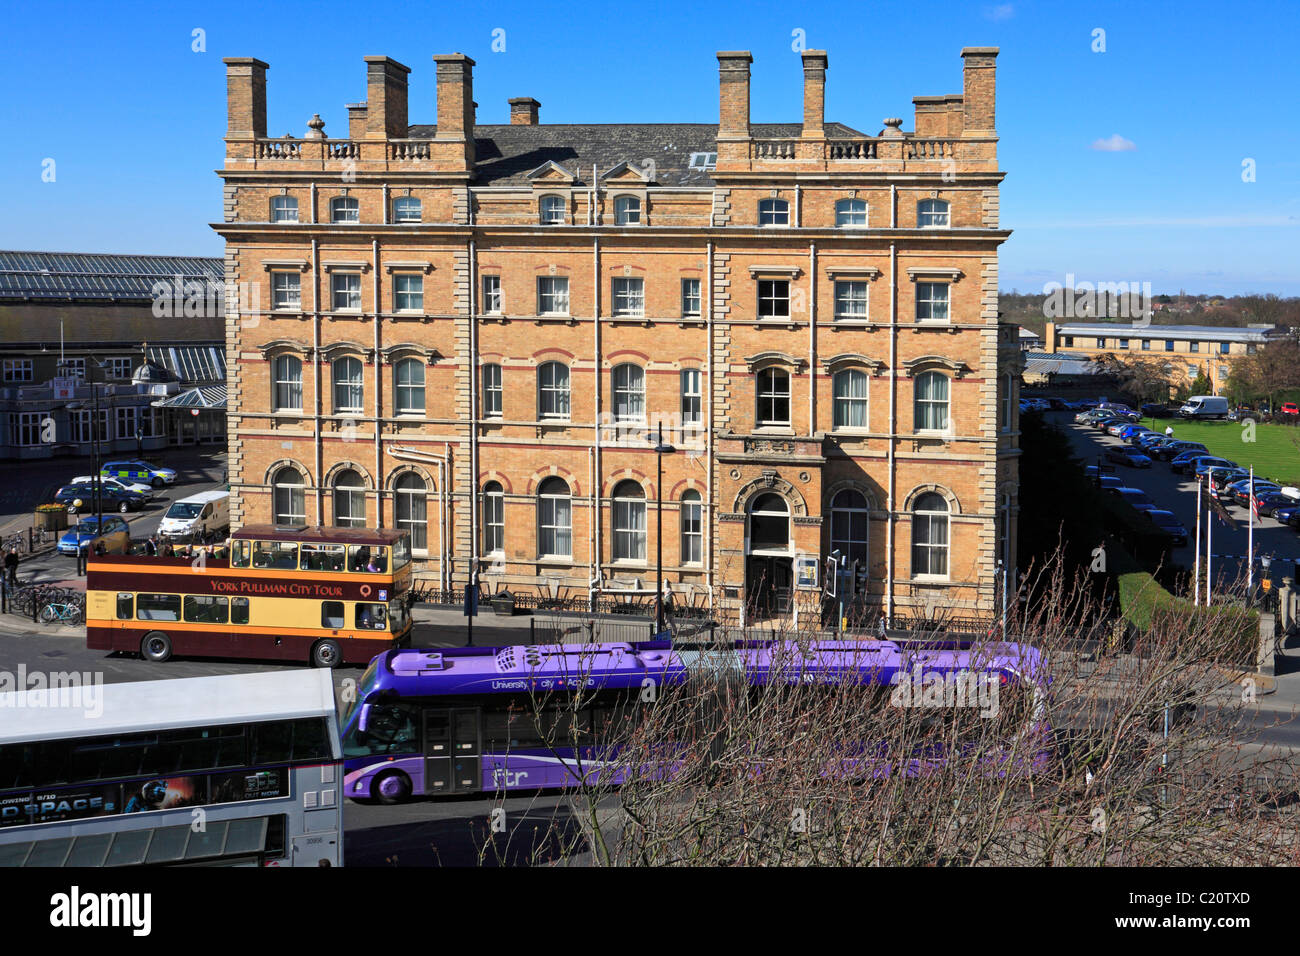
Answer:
960, 47, 998, 133
801, 50, 828, 138
509, 97, 541, 125
223, 57, 269, 140
433, 53, 476, 168
346, 102, 369, 139
717, 51, 753, 139
363, 56, 411, 139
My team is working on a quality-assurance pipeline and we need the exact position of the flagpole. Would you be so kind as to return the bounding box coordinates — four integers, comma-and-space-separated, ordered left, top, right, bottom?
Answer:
1205, 491, 1213, 606
1248, 465, 1254, 596
1193, 477, 1202, 606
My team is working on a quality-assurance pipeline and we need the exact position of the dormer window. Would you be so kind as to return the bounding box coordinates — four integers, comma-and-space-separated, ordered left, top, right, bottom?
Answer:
613, 196, 641, 225
688, 152, 717, 170
539, 195, 565, 225
758, 199, 789, 227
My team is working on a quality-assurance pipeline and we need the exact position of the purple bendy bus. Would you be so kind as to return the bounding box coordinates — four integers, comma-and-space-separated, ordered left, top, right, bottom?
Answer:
341, 638, 1050, 803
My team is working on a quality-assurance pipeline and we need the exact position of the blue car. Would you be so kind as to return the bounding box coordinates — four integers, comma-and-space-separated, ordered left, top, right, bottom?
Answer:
1116, 424, 1150, 441
56, 516, 132, 556
101, 459, 177, 489
1106, 446, 1153, 468
1193, 457, 1237, 478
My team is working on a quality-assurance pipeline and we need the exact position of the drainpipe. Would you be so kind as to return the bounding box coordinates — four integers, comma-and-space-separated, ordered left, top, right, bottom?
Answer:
469, 238, 479, 580
706, 239, 714, 612
309, 182, 317, 224
372, 237, 382, 526
382, 184, 389, 224
592, 235, 603, 606
311, 237, 322, 525
589, 445, 597, 606
886, 183, 898, 622
808, 241, 817, 436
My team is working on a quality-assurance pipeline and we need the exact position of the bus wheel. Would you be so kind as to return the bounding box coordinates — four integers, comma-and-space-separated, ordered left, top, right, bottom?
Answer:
373, 770, 412, 804
141, 632, 173, 663
311, 639, 342, 669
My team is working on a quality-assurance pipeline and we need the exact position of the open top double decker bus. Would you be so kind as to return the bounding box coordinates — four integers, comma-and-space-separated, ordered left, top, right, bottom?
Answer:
340, 637, 1050, 803
0, 669, 342, 867
87, 525, 412, 667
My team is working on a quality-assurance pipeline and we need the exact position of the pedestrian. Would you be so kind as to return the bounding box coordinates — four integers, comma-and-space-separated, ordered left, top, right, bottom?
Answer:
145, 535, 158, 556
160, 540, 174, 557
1165, 425, 1174, 438
3, 548, 17, 586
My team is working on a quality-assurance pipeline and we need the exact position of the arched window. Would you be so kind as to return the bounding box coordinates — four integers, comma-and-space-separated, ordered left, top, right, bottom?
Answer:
914, 371, 950, 431
612, 480, 646, 561
614, 195, 641, 225
539, 195, 565, 225
830, 489, 869, 565
483, 481, 505, 555
832, 369, 868, 429
538, 362, 571, 419
537, 477, 571, 558
918, 198, 950, 228
394, 473, 428, 551
749, 493, 789, 552
612, 364, 645, 422
395, 358, 425, 415
756, 368, 790, 426
835, 198, 867, 227
332, 357, 363, 414
330, 196, 360, 223
911, 492, 949, 577
392, 196, 422, 222
270, 195, 299, 222
272, 355, 303, 412
272, 466, 307, 526
758, 198, 789, 227
333, 469, 366, 528
680, 490, 703, 564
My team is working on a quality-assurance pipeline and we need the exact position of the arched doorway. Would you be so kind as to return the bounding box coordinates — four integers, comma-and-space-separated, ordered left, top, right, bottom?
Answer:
746, 492, 791, 618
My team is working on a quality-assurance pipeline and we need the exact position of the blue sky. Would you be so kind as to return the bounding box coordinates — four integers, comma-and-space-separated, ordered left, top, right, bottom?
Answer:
1, 0, 1296, 294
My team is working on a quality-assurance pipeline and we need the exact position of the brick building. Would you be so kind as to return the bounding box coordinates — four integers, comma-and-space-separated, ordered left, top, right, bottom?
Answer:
216, 46, 1019, 622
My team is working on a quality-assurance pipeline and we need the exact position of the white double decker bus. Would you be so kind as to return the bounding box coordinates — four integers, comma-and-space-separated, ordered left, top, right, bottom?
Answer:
0, 669, 342, 867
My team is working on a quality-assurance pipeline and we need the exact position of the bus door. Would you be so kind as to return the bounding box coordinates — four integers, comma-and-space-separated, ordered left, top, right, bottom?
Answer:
423, 708, 482, 794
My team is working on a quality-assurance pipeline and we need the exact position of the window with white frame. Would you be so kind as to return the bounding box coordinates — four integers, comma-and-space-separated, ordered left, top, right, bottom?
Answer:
331, 272, 362, 312
69, 409, 90, 444
393, 273, 423, 312
333, 469, 366, 527
911, 492, 949, 577
539, 195, 565, 225
272, 466, 307, 527
1189, 341, 1199, 353
613, 196, 641, 225
394, 473, 428, 551
612, 364, 645, 422
756, 367, 791, 426
612, 277, 644, 316
830, 489, 869, 566
271, 195, 299, 222
832, 369, 868, 430
537, 276, 569, 315
2, 359, 33, 382
914, 371, 949, 431
538, 362, 570, 419
680, 368, 702, 426
481, 363, 502, 418
834, 281, 869, 320
392, 197, 422, 223
96, 408, 110, 442
758, 280, 791, 320
758, 198, 789, 226
680, 490, 703, 564
11, 412, 47, 446
612, 480, 647, 562
483, 481, 505, 554
330, 196, 360, 223
537, 477, 571, 558
60, 358, 86, 380
271, 272, 301, 310
681, 278, 702, 317
915, 282, 949, 322
115, 406, 139, 441
332, 357, 364, 414
835, 198, 868, 227
107, 358, 134, 380
272, 355, 303, 412
481, 275, 502, 314
395, 358, 425, 415
918, 199, 950, 228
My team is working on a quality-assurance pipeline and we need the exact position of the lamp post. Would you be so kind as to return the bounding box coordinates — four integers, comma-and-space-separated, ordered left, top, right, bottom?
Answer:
649, 422, 674, 636
63, 359, 106, 529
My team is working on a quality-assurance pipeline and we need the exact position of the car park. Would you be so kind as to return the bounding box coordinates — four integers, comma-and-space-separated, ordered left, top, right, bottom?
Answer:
101, 459, 178, 489
1105, 446, 1153, 468
53, 481, 147, 514
1143, 510, 1189, 547
56, 516, 132, 556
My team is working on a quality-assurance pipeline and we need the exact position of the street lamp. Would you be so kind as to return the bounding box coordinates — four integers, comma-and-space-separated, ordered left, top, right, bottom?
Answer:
649, 422, 675, 636
63, 358, 109, 530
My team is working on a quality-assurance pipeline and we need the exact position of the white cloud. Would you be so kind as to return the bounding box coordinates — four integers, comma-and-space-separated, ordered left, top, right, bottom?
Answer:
983, 3, 1014, 20
1090, 134, 1137, 152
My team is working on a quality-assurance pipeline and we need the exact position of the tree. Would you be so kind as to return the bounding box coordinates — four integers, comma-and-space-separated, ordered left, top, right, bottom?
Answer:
1094, 354, 1176, 405
1189, 368, 1213, 396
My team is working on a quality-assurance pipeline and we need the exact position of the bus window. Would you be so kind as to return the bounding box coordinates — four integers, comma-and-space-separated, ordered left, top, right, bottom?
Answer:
387, 598, 408, 634
348, 546, 387, 573
355, 602, 387, 631
342, 704, 417, 757
392, 536, 411, 570
184, 595, 230, 625
253, 541, 297, 570
116, 593, 134, 620
136, 593, 181, 622
302, 544, 346, 572
229, 540, 251, 569
232, 597, 250, 625
321, 602, 345, 629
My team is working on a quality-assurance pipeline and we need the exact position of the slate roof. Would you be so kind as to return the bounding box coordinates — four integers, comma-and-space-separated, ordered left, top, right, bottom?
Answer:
405, 122, 867, 186
0, 251, 223, 302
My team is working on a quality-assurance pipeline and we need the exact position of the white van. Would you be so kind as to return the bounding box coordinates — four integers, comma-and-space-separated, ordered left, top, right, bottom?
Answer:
1178, 395, 1229, 420
158, 490, 230, 540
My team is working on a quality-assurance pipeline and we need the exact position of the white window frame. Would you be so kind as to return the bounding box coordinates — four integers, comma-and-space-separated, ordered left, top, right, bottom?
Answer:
333, 470, 367, 528
758, 198, 789, 227
829, 489, 870, 567
537, 362, 571, 420
613, 195, 642, 225
537, 276, 570, 315
680, 368, 702, 426
835, 198, 868, 228
911, 493, 950, 579
392, 196, 422, 223
332, 356, 364, 415
918, 199, 950, 228
108, 357, 134, 380
271, 271, 301, 311
331, 272, 362, 312
393, 273, 423, 313
394, 358, 425, 416
272, 355, 304, 412
758, 279, 791, 320
482, 275, 502, 314
611, 277, 645, 317
271, 195, 299, 223
756, 367, 791, 427
272, 467, 308, 527
537, 477, 572, 559
681, 278, 702, 317
915, 282, 950, 323
832, 369, 868, 431
834, 281, 869, 321
913, 371, 950, 433
394, 473, 428, 552
680, 490, 703, 565
483, 482, 505, 555
2, 359, 33, 383
612, 481, 647, 563
330, 196, 360, 223
539, 195, 565, 225
612, 364, 646, 423
481, 363, 503, 418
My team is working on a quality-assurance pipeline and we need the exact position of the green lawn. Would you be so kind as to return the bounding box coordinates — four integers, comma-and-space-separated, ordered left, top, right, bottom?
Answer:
1143, 418, 1300, 485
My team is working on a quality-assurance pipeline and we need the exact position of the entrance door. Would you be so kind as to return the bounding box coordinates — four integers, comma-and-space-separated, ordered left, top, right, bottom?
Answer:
424, 708, 481, 794
746, 556, 793, 618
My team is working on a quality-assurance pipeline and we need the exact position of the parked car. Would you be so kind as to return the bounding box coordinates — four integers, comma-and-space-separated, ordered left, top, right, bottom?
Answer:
71, 474, 153, 498
1206, 467, 1251, 494
101, 459, 177, 489
1144, 509, 1189, 547
1251, 492, 1294, 516
1193, 457, 1238, 479
1110, 487, 1159, 513
1178, 395, 1230, 419
1226, 479, 1281, 504
1140, 403, 1172, 418
1106, 446, 1153, 468
1170, 452, 1216, 474
1273, 506, 1300, 529
1083, 466, 1125, 489
56, 515, 131, 556
53, 481, 147, 514
1281, 402, 1300, 418
1155, 441, 1208, 462
1116, 424, 1151, 441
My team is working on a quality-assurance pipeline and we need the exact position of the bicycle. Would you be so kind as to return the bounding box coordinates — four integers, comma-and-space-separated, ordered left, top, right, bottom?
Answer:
39, 599, 84, 626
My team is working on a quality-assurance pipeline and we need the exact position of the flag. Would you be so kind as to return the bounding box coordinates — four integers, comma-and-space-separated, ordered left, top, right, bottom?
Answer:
1251, 493, 1260, 523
